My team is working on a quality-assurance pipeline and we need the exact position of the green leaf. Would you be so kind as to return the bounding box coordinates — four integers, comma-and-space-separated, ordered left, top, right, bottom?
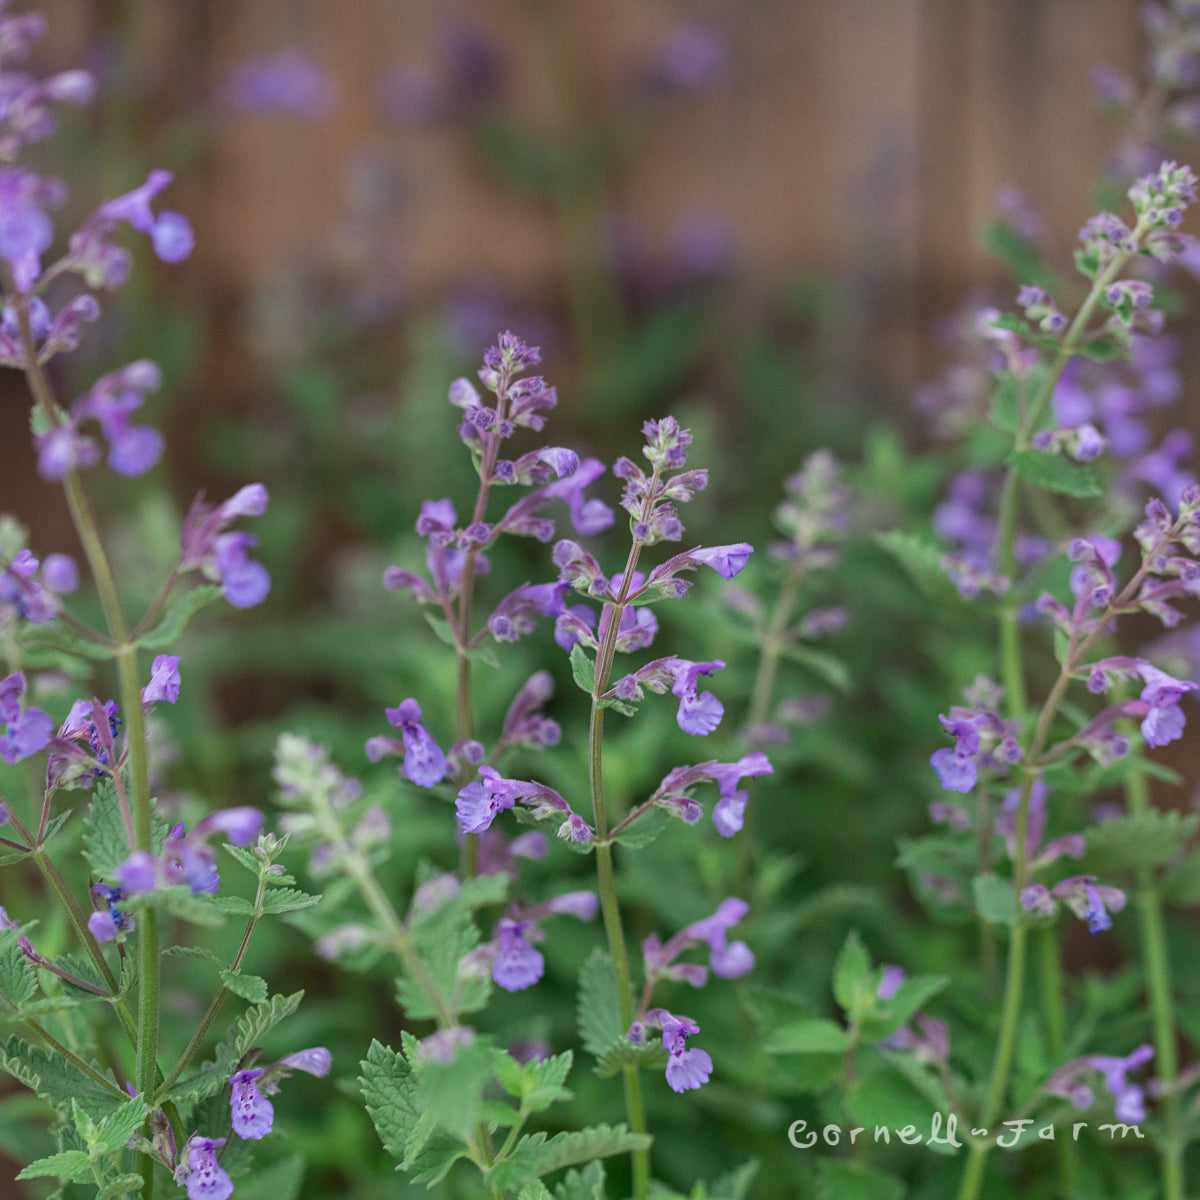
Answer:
973, 872, 1016, 925
16, 1150, 92, 1182
219, 969, 269, 1003
360, 1040, 420, 1162
1006, 449, 1102, 498
123, 886, 224, 927
860, 974, 949, 1043
816, 1160, 905, 1200
0, 929, 37, 1007
423, 611, 498, 666
612, 805, 671, 849
1078, 810, 1199, 875
19, 618, 115, 661
84, 1095, 147, 1156
845, 1066, 935, 1131
97, 1172, 146, 1198
832, 930, 872, 1017
764, 1019, 852, 1055
231, 990, 303, 1055
83, 782, 170, 880
138, 585, 221, 649
594, 1037, 668, 1079
523, 1050, 574, 1112
259, 887, 321, 915
395, 903, 488, 1020
411, 1036, 494, 1140
569, 644, 595, 696
872, 530, 956, 599
553, 1160, 605, 1200
0, 1037, 126, 1119
490, 1124, 652, 1190
577, 949, 623, 1058
708, 1159, 760, 1200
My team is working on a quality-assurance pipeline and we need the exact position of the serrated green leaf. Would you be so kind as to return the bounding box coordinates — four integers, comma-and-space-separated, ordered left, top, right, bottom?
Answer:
395, 902, 488, 1020
44, 952, 109, 1005
16, 1149, 92, 1181
872, 530, 956, 598
211, 894, 255, 916
82, 782, 169, 881
594, 1037, 668, 1078
20, 619, 115, 661
577, 949, 623, 1058
97, 1172, 145, 1198
0, 928, 37, 1007
123, 886, 224, 927
973, 872, 1016, 924
832, 929, 872, 1016
162, 945, 223, 964
816, 1159, 905, 1200
553, 1160, 605, 1200
1006, 449, 1102, 497
518, 1184, 555, 1200
231, 991, 303, 1056
411, 1037, 493, 1139
260, 887, 321, 915
613, 805, 671, 849
138, 585, 221, 649
0, 1037, 126, 1119
219, 969, 268, 1003
569, 644, 595, 696
525, 1050, 573, 1111
491, 1124, 652, 1191
1078, 810, 1199, 875
765, 1019, 852, 1055
86, 1096, 147, 1155
708, 1159, 760, 1200
359, 1039, 420, 1162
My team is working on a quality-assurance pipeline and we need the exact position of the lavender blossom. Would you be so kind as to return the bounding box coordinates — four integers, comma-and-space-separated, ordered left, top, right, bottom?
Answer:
230, 1067, 275, 1139
179, 1136, 232, 1200
383, 699, 447, 787
0, 671, 52, 764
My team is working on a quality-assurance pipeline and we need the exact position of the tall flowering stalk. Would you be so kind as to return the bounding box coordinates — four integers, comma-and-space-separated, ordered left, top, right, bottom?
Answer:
0, 10, 326, 1200
924, 162, 1200, 1200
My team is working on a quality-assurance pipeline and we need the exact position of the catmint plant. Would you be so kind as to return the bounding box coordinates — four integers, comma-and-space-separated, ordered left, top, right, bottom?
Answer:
272, 335, 767, 1198
0, 9, 324, 1199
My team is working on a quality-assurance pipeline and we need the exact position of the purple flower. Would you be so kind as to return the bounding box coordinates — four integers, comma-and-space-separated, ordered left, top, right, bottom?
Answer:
142, 654, 181, 705
455, 766, 516, 833
684, 898, 754, 978
181, 1136, 232, 1200
669, 658, 725, 735
654, 1011, 713, 1092
87, 909, 119, 943
384, 699, 447, 787
1048, 1044, 1154, 1124
193, 806, 264, 847
0, 168, 59, 291
230, 1067, 275, 1139
492, 918, 544, 991
0, 671, 53, 765
1024, 875, 1127, 934
222, 50, 338, 119
181, 485, 270, 607
279, 1047, 331, 1076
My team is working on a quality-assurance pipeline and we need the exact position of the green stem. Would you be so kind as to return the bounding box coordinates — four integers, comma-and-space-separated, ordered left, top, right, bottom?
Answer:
156, 871, 268, 1099
956, 225, 1148, 1200
587, 519, 654, 1199
18, 305, 159, 1198
1127, 768, 1183, 1200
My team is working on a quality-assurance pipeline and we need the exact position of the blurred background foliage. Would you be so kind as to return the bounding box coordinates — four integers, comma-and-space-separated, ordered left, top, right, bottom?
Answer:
1, 2, 1199, 1197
